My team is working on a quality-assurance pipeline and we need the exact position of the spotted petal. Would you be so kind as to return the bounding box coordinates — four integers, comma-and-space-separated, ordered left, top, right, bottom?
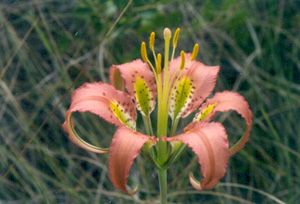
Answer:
109, 126, 156, 194
169, 54, 219, 120
62, 82, 137, 153
165, 121, 229, 190
109, 59, 156, 116
195, 91, 252, 156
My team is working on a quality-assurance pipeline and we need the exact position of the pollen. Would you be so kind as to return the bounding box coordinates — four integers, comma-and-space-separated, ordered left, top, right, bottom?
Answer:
149, 32, 155, 51
173, 28, 180, 47
157, 53, 162, 74
180, 51, 185, 70
141, 42, 148, 62
191, 44, 199, 61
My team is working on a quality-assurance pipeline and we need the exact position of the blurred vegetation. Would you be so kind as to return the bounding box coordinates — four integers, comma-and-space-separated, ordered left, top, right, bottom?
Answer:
1, 0, 300, 203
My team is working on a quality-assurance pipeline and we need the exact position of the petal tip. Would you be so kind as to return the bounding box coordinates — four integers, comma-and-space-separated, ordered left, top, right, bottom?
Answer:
126, 184, 139, 195
189, 172, 203, 190
109, 127, 156, 195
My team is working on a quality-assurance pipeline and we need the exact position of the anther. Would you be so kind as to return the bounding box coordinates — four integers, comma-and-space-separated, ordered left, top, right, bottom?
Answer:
141, 42, 148, 62
149, 32, 155, 51
190, 44, 199, 61
180, 51, 185, 70
157, 53, 162, 74
173, 28, 180, 47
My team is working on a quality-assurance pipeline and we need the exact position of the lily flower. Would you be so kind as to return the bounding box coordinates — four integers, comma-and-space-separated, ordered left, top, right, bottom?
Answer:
62, 28, 252, 196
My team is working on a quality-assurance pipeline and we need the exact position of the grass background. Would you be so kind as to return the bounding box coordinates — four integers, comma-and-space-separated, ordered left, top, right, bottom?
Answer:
1, 0, 299, 203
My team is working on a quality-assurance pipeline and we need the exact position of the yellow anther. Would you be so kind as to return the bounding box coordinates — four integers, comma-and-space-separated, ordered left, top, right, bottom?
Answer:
164, 28, 171, 40
149, 32, 155, 51
173, 28, 180, 47
157, 53, 162, 74
190, 44, 199, 61
141, 42, 148, 62
180, 51, 185, 70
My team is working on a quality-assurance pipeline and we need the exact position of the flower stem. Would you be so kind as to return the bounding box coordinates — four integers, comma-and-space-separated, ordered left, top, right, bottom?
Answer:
142, 115, 154, 136
158, 169, 168, 204
170, 117, 180, 137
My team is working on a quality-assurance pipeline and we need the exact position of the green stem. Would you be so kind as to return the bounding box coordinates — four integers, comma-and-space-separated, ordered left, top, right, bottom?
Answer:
170, 118, 180, 137
158, 169, 168, 204
165, 143, 187, 169
142, 115, 154, 136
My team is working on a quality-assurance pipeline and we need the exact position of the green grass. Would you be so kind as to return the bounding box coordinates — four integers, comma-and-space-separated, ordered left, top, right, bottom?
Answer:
1, 0, 300, 203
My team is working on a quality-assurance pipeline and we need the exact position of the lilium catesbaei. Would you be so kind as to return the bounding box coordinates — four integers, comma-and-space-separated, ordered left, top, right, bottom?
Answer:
62, 28, 252, 195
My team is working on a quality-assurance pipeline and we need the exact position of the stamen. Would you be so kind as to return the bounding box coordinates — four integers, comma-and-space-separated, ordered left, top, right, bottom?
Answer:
190, 44, 199, 61
149, 32, 155, 51
180, 51, 185, 70
173, 28, 180, 48
157, 53, 162, 74
141, 42, 148, 62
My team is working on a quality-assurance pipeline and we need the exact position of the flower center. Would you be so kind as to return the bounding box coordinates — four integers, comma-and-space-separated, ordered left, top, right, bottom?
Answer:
140, 28, 199, 138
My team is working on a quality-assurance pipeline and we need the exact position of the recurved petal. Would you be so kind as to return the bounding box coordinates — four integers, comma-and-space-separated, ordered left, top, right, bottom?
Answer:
194, 91, 252, 156
166, 121, 229, 190
66, 82, 136, 129
62, 114, 108, 153
109, 126, 156, 194
169, 54, 220, 120
62, 82, 137, 153
109, 60, 156, 116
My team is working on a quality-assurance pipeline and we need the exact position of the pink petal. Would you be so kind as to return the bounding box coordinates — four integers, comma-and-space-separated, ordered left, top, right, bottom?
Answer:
62, 82, 137, 153
67, 82, 136, 128
165, 121, 229, 190
168, 53, 192, 78
109, 59, 157, 116
109, 126, 156, 194
109, 66, 124, 91
195, 91, 252, 156
169, 54, 220, 119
